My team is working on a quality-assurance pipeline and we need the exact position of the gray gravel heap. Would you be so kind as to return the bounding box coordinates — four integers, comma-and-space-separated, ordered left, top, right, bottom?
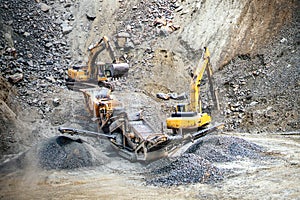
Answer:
187, 135, 264, 162
146, 154, 224, 186
38, 136, 93, 170
145, 135, 265, 186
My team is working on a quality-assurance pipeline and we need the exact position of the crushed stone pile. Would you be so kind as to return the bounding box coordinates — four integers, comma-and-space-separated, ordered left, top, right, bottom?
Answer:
0, 135, 110, 172
145, 135, 266, 186
187, 135, 264, 162
145, 154, 224, 187
38, 136, 93, 170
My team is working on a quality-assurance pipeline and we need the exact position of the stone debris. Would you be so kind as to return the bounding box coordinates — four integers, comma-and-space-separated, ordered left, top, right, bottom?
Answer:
0, 0, 73, 117
115, 0, 180, 50
145, 135, 265, 186
38, 136, 93, 169
52, 98, 60, 107
153, 17, 180, 33
61, 23, 73, 34
156, 92, 187, 100
86, 11, 96, 20
40, 2, 51, 12
8, 73, 23, 83
218, 33, 299, 132
146, 154, 224, 186
156, 93, 170, 100
186, 135, 264, 162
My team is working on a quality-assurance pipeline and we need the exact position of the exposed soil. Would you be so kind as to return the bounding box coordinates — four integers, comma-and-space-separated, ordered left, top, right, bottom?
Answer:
0, 0, 299, 199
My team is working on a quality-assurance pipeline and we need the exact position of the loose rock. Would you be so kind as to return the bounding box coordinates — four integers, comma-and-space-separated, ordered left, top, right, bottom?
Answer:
40, 3, 51, 12
146, 154, 224, 186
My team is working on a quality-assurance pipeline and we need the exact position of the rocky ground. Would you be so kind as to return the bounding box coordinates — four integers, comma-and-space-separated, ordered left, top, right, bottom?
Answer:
216, 19, 300, 132
0, 0, 299, 199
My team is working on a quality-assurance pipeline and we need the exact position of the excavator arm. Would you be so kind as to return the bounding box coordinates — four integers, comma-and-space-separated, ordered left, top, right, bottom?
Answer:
190, 47, 211, 113
87, 36, 116, 79
190, 47, 218, 113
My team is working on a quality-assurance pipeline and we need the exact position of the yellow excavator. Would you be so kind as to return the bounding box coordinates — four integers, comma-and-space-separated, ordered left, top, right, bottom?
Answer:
66, 36, 129, 90
166, 47, 220, 133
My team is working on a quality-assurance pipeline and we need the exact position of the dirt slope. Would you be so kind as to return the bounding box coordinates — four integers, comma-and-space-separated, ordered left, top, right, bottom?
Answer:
177, 0, 295, 67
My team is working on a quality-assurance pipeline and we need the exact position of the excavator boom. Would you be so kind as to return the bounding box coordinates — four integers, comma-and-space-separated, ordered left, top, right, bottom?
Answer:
87, 36, 117, 79
190, 47, 212, 113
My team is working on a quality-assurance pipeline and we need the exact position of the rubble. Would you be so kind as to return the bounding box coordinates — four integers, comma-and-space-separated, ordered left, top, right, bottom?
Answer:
145, 154, 224, 186
186, 135, 264, 162
85, 0, 97, 20
86, 11, 96, 20
39, 3, 51, 12
0, 0, 72, 114
8, 73, 23, 83
38, 136, 93, 170
153, 17, 180, 33
115, 0, 180, 49
61, 23, 72, 34
156, 92, 187, 100
52, 98, 60, 107
217, 28, 299, 132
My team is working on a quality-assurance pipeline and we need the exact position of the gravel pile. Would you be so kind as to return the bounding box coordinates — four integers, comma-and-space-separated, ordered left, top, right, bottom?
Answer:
187, 135, 264, 162
0, 135, 110, 172
145, 135, 265, 186
38, 136, 93, 170
146, 154, 224, 186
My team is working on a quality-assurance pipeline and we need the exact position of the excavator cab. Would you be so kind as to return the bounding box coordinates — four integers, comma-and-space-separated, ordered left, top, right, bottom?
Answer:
175, 104, 188, 112
97, 63, 112, 80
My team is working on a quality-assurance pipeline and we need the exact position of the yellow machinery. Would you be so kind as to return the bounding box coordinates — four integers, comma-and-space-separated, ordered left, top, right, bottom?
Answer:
59, 86, 223, 162
58, 47, 223, 162
66, 36, 129, 90
166, 47, 219, 133
79, 87, 124, 132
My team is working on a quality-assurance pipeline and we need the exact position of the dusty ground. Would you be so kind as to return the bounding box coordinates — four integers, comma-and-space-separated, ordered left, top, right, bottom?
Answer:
0, 0, 299, 199
0, 133, 299, 199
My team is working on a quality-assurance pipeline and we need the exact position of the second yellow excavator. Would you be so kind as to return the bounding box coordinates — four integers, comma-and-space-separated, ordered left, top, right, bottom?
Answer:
66, 36, 129, 90
166, 47, 220, 134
